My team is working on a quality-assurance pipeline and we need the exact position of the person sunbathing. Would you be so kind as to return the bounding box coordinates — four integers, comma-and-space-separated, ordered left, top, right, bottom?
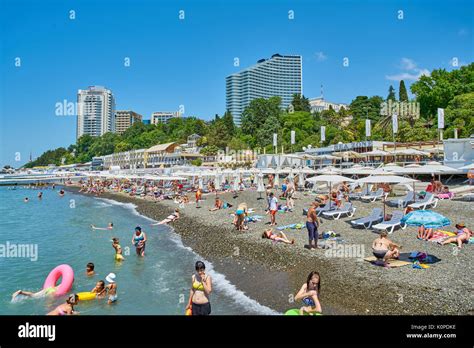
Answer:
439, 223, 472, 249
151, 209, 180, 225
261, 228, 294, 244
417, 225, 433, 241
437, 186, 454, 199
372, 232, 401, 266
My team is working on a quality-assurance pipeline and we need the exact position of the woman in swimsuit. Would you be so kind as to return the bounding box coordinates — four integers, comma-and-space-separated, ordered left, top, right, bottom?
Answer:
91, 222, 114, 230
47, 294, 78, 315
261, 228, 294, 244
372, 232, 401, 266
185, 261, 212, 316
440, 223, 472, 249
417, 225, 433, 241
132, 226, 147, 257
294, 271, 322, 315
112, 238, 125, 261
11, 286, 58, 301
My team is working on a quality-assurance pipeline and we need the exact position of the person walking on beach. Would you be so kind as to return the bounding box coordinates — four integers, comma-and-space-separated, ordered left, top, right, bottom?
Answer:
267, 192, 278, 226
132, 226, 147, 257
195, 188, 202, 208
306, 202, 321, 249
186, 261, 212, 316
294, 271, 322, 315
105, 273, 118, 304
112, 238, 125, 261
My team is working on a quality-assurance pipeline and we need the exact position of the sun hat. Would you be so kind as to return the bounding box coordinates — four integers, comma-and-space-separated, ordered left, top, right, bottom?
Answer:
455, 222, 466, 228
105, 273, 116, 283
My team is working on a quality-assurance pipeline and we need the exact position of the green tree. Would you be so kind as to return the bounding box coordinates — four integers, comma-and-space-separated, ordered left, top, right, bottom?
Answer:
399, 80, 409, 102
290, 94, 311, 112
241, 97, 282, 135
444, 92, 474, 138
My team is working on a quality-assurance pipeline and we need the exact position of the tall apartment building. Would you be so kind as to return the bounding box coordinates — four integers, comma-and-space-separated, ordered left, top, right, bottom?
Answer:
115, 110, 143, 134
226, 53, 302, 125
77, 86, 115, 139
151, 111, 180, 125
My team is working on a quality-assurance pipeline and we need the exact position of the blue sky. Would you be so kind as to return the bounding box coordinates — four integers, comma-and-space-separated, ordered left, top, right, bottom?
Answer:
0, 0, 472, 167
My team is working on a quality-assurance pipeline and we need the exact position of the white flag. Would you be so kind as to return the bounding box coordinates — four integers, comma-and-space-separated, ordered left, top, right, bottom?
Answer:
320, 126, 326, 142
290, 130, 295, 145
273, 133, 278, 147
392, 114, 398, 134
437, 108, 444, 129
365, 119, 371, 137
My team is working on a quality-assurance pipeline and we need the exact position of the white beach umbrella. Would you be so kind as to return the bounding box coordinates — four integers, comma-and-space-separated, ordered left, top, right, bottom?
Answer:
315, 166, 342, 175
274, 169, 280, 188
298, 169, 305, 188
287, 169, 295, 183
256, 171, 265, 199
458, 163, 474, 170
360, 150, 390, 157
198, 174, 204, 190
233, 172, 240, 191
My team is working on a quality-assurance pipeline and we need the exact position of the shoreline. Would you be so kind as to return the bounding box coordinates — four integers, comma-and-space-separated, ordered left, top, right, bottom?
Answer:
63, 185, 473, 315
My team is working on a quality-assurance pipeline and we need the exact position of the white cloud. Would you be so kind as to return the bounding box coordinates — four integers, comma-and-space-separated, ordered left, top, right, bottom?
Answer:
386, 58, 430, 81
314, 51, 327, 61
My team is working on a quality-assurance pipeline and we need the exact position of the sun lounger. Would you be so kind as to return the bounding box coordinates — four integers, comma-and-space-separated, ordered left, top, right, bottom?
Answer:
322, 203, 356, 220
372, 211, 406, 234
361, 188, 387, 202
386, 191, 415, 208
348, 185, 372, 200
408, 193, 438, 210
350, 208, 383, 229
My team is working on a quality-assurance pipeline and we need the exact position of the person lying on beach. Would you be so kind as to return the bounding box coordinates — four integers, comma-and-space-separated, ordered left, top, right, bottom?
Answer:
372, 232, 401, 266
417, 225, 433, 241
294, 271, 322, 315
47, 294, 79, 316
439, 223, 472, 249
151, 209, 180, 225
91, 280, 107, 299
112, 238, 125, 261
91, 222, 114, 230
261, 229, 294, 244
12, 286, 58, 301
86, 262, 95, 276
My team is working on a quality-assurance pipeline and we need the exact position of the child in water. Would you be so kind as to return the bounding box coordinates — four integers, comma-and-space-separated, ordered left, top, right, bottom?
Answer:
105, 273, 117, 304
86, 262, 95, 276
112, 238, 125, 261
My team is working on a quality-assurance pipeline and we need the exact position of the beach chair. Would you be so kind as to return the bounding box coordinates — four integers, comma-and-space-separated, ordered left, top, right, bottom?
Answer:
408, 193, 439, 210
348, 185, 372, 200
315, 202, 336, 216
350, 208, 383, 229
386, 191, 415, 208
361, 188, 387, 202
322, 203, 356, 220
372, 211, 407, 234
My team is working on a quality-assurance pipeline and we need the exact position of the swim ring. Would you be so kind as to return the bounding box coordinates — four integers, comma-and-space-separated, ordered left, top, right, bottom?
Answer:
77, 292, 96, 301
42, 264, 74, 296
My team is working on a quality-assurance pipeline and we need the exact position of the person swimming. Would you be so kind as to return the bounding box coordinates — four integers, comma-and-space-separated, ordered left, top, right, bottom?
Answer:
12, 286, 58, 302
112, 238, 125, 261
91, 222, 114, 230
86, 262, 95, 276
47, 294, 79, 316
24, 197, 29, 203
59, 189, 65, 197
38, 192, 43, 199
105, 273, 117, 304
91, 280, 107, 299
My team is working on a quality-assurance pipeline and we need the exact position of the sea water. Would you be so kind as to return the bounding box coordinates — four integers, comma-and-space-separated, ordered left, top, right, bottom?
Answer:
0, 187, 276, 315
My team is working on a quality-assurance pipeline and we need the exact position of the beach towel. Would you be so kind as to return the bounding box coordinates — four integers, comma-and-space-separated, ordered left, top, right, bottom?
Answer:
427, 230, 456, 243
276, 223, 305, 231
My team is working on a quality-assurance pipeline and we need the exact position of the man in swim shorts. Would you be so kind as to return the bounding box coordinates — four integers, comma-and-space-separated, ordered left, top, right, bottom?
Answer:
306, 202, 320, 249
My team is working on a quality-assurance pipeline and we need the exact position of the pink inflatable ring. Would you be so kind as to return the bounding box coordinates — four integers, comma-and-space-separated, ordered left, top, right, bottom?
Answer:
42, 264, 74, 296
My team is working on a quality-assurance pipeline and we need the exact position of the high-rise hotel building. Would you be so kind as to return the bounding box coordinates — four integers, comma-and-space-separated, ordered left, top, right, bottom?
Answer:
77, 86, 115, 139
115, 110, 143, 134
226, 53, 302, 125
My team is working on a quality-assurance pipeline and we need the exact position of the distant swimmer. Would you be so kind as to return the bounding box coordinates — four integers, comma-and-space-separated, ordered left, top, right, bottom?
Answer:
151, 209, 180, 225
24, 197, 29, 203
59, 189, 65, 197
91, 222, 114, 230
38, 192, 43, 199
132, 226, 147, 257
86, 262, 95, 276
112, 238, 125, 261
47, 294, 79, 316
